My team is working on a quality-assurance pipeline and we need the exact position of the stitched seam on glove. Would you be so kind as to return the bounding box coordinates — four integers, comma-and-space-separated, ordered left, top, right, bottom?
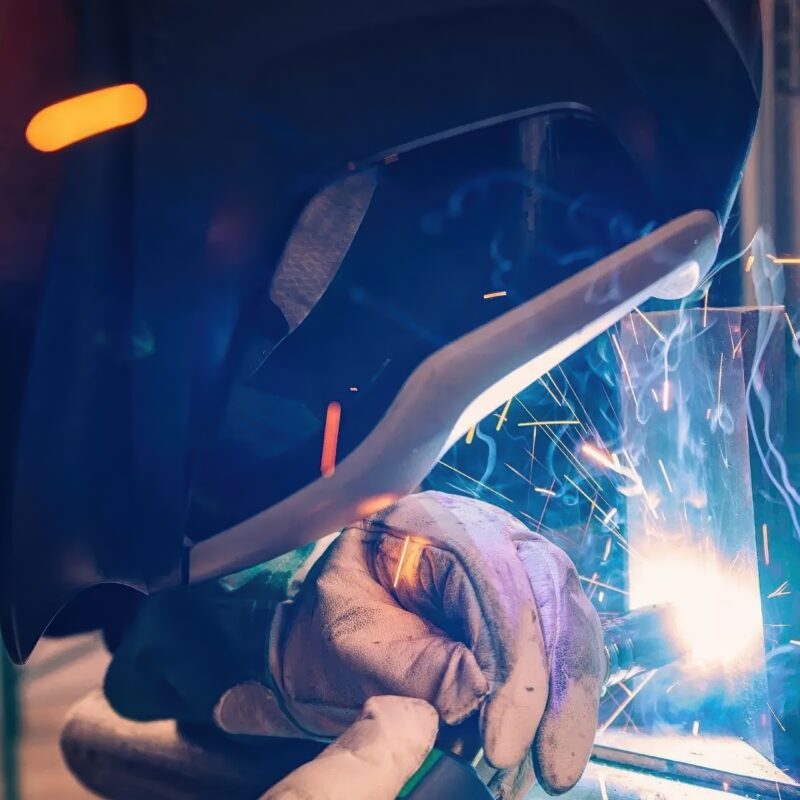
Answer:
264, 603, 338, 743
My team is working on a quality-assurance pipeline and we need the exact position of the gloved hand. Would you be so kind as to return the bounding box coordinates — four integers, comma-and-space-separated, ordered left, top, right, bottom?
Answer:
213, 491, 604, 797
105, 491, 604, 799
261, 695, 438, 800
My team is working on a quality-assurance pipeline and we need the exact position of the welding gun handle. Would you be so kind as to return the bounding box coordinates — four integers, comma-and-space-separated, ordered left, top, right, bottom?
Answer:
601, 603, 685, 689
397, 748, 493, 800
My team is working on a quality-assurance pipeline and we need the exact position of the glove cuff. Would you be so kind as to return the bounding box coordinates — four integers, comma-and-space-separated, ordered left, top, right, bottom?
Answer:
213, 534, 341, 741
213, 603, 337, 742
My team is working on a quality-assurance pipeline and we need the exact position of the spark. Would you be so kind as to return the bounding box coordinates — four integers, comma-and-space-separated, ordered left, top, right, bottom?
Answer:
522, 518, 576, 550
703, 287, 709, 328
581, 443, 647, 520
579, 575, 629, 596
445, 481, 479, 499
611, 332, 638, 404
558, 366, 597, 432
745, 254, 755, 272
790, 640, 800, 646
517, 419, 580, 427
786, 312, 799, 342
657, 459, 674, 493
650, 388, 659, 403
465, 425, 476, 444
470, 748, 485, 769
349, 386, 359, 392
602, 537, 613, 562
437, 460, 512, 502
483, 290, 508, 300
601, 507, 618, 526
535, 486, 556, 497
495, 397, 513, 431
26, 84, 147, 152
320, 401, 341, 477
598, 772, 609, 800
762, 523, 770, 566
732, 331, 747, 357
628, 312, 640, 344
536, 480, 556, 530
768, 581, 790, 599
692, 720, 700, 737
598, 591, 605, 603
661, 323, 670, 410
392, 535, 411, 588
598, 671, 655, 732
716, 352, 724, 419
537, 376, 562, 406
515, 397, 606, 499
581, 443, 617, 472
578, 505, 596, 552
505, 462, 539, 489
634, 307, 666, 341
768, 254, 800, 265
768, 703, 787, 733
565, 475, 598, 513
727, 322, 737, 355
544, 371, 568, 405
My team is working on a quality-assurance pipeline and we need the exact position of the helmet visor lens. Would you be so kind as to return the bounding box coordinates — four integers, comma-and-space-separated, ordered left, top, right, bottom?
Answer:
189, 109, 666, 539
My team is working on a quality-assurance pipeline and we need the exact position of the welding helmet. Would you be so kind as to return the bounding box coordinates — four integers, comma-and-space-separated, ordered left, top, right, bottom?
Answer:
0, 0, 761, 662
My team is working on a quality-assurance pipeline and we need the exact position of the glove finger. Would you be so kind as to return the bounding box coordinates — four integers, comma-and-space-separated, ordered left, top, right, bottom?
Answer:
515, 538, 604, 795
262, 696, 438, 800
488, 755, 536, 800
217, 619, 488, 738
367, 492, 549, 769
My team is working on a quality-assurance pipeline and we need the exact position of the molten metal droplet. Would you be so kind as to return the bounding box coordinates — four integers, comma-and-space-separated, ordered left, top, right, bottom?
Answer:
320, 401, 341, 477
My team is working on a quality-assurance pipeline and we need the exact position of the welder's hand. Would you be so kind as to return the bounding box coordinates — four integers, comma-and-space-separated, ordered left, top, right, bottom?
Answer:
261, 695, 438, 800
216, 491, 604, 797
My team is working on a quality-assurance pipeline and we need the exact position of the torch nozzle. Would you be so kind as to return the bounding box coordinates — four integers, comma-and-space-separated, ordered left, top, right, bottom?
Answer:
602, 604, 686, 690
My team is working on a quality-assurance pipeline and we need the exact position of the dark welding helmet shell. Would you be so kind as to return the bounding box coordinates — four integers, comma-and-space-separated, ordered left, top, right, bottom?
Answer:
1, 0, 760, 662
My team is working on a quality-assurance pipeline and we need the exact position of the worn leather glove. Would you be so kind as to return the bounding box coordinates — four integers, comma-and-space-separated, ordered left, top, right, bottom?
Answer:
214, 491, 604, 797
261, 695, 438, 800
105, 492, 603, 800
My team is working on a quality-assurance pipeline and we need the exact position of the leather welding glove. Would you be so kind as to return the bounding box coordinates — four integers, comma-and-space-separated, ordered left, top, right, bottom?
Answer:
260, 695, 438, 800
212, 491, 605, 797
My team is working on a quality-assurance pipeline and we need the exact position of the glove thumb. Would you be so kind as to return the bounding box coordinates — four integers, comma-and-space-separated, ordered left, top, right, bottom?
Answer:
260, 696, 438, 800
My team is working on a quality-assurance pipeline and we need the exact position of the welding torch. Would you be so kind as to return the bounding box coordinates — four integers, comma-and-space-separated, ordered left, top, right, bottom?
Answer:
398, 604, 686, 799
